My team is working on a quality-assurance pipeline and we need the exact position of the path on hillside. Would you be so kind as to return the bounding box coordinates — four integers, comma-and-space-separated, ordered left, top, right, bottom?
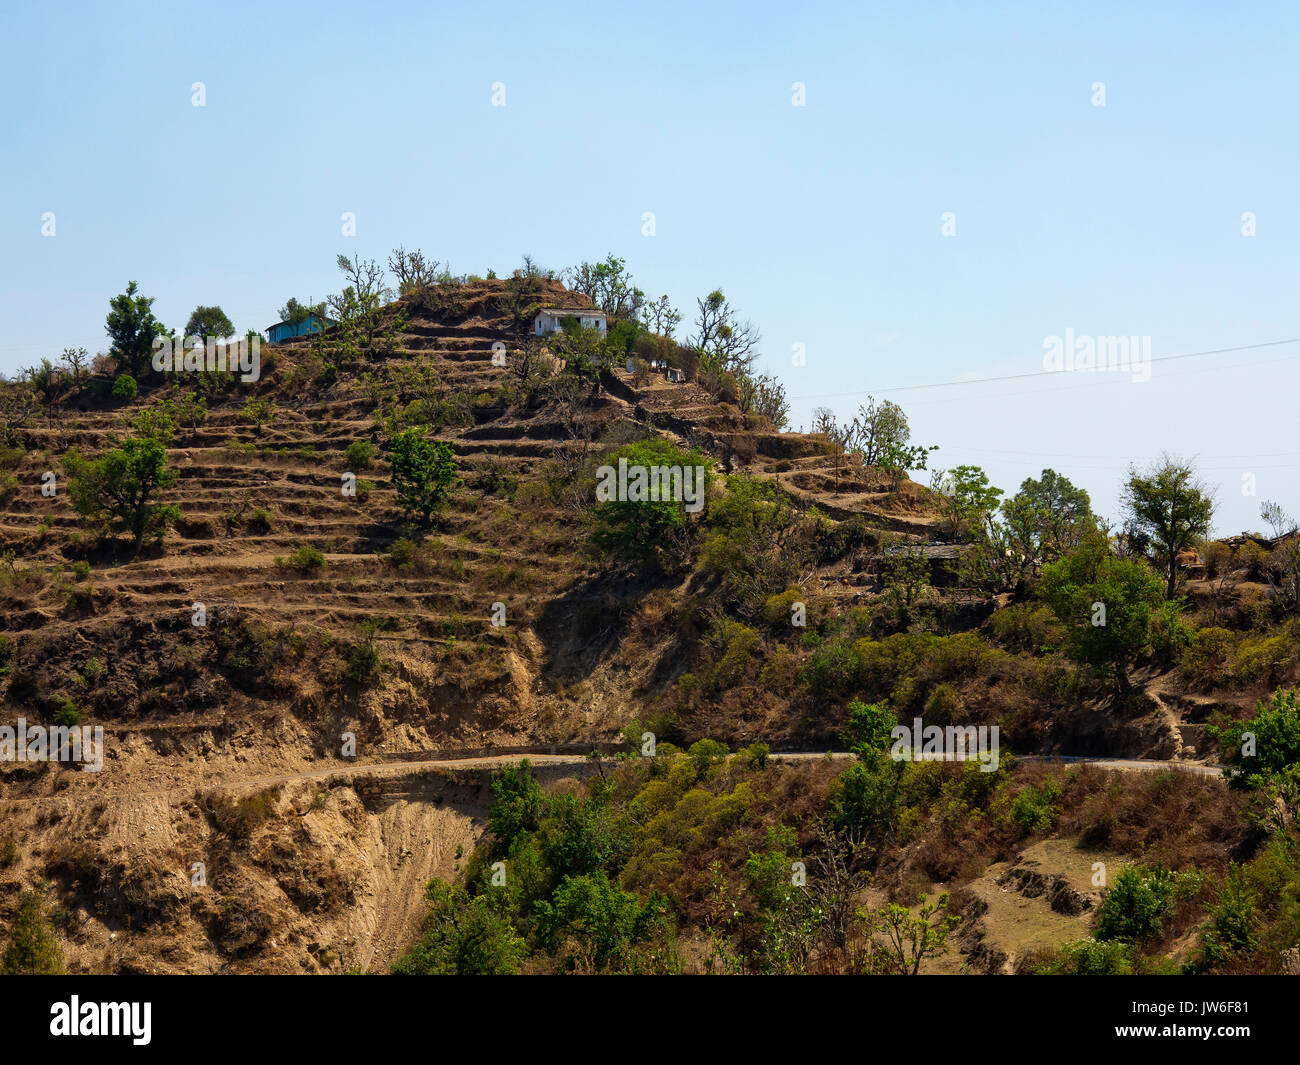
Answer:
0, 748, 1224, 806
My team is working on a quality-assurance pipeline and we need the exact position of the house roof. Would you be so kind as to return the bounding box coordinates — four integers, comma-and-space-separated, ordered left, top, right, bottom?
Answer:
265, 314, 335, 331
536, 306, 606, 318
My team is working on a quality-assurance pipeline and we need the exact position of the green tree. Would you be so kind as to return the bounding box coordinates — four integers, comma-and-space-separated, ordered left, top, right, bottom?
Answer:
63, 429, 180, 554
565, 254, 643, 320
534, 872, 661, 972
689, 289, 760, 375
1001, 468, 1098, 571
1094, 866, 1175, 943
831, 755, 905, 843
932, 465, 1003, 541
849, 396, 910, 466
1208, 688, 1300, 792
388, 426, 460, 524
842, 699, 895, 755
589, 439, 708, 567
184, 305, 235, 340
1, 891, 64, 975
864, 892, 961, 975
488, 761, 544, 856
1040, 532, 1166, 694
106, 281, 166, 377
1122, 455, 1215, 598
239, 396, 275, 435
392, 883, 526, 975
278, 297, 325, 326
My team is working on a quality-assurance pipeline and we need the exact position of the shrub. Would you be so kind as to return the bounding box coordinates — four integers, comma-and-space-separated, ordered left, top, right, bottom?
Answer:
1149, 600, 1193, 665
1094, 866, 1175, 943
344, 440, 374, 469
1035, 938, 1134, 975
387, 537, 417, 567
986, 603, 1064, 654
388, 426, 460, 524
831, 755, 905, 842
703, 619, 759, 691
280, 545, 325, 572
392, 883, 527, 975
1209, 688, 1300, 791
687, 739, 729, 779
488, 761, 544, 855
802, 638, 859, 702
344, 639, 380, 683
760, 588, 805, 629
111, 374, 138, 401
1182, 627, 1237, 688
1198, 865, 1259, 966
52, 697, 81, 727
1, 892, 64, 974
842, 699, 895, 755
1011, 779, 1061, 834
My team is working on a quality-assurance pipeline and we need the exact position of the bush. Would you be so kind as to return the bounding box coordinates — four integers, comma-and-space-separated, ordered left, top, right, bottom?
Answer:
387, 537, 417, 567
687, 739, 729, 779
842, 699, 895, 755
1011, 779, 1061, 834
344, 638, 379, 683
1198, 865, 1259, 966
1036, 938, 1134, 975
52, 697, 81, 727
388, 426, 460, 524
761, 588, 805, 629
344, 440, 374, 469
280, 545, 325, 572
488, 761, 544, 855
1209, 688, 1300, 790
802, 638, 859, 702
986, 603, 1064, 654
111, 374, 137, 401
392, 883, 527, 975
1, 892, 64, 974
831, 755, 905, 841
1182, 627, 1237, 688
1094, 866, 1175, 943
1149, 600, 1192, 666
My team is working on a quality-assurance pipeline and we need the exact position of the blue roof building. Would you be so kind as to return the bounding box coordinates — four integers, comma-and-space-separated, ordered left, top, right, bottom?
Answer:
266, 313, 334, 344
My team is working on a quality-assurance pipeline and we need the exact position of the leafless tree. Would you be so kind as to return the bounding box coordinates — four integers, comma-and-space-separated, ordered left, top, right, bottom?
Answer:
388, 246, 440, 295
643, 294, 681, 338
689, 289, 760, 375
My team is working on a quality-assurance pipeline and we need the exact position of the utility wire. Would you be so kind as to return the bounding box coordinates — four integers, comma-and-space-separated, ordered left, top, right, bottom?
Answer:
790, 337, 1300, 401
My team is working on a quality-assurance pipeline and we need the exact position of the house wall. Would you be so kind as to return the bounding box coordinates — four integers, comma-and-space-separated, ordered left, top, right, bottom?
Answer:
533, 312, 607, 335
269, 315, 328, 343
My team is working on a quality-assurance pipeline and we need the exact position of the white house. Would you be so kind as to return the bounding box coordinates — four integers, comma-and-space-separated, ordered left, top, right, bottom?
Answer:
533, 306, 607, 337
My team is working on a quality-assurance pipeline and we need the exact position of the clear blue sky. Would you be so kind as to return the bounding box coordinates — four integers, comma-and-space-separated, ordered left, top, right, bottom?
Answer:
3, 1, 1297, 534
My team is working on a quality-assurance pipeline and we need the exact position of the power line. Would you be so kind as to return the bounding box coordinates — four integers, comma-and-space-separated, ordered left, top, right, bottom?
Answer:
790, 337, 1300, 402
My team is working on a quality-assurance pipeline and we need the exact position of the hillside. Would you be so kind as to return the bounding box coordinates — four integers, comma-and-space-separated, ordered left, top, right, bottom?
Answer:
2, 270, 1299, 976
